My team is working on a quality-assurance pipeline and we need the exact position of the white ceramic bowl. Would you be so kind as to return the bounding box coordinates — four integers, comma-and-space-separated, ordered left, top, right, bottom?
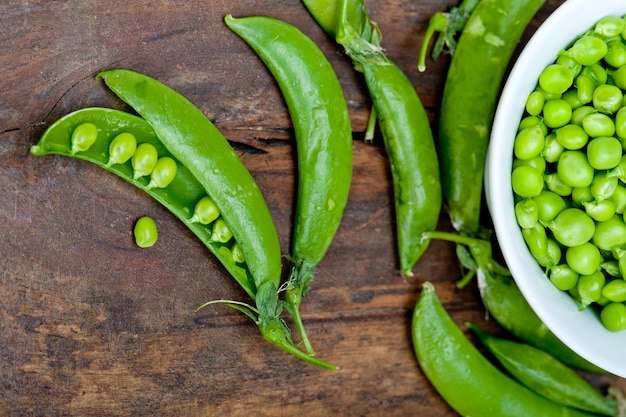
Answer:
486, 0, 626, 377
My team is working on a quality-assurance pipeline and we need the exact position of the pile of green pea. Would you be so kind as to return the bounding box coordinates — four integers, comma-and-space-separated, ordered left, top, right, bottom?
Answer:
512, 15, 626, 333
71, 122, 245, 261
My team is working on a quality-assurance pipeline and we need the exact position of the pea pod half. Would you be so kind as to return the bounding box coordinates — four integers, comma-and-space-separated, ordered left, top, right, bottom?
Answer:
31, 70, 336, 369
303, 0, 442, 276
225, 15, 353, 355
412, 282, 600, 417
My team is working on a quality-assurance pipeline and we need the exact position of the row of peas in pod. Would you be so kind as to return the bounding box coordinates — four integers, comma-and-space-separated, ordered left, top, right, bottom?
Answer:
512, 15, 626, 332
70, 121, 245, 262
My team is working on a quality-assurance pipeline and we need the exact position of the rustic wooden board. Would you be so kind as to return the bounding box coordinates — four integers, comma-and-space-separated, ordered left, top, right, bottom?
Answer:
1, 0, 624, 415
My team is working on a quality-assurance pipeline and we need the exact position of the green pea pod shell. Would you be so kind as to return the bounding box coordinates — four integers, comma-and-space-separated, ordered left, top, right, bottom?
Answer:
412, 282, 600, 417
31, 107, 261, 297
436, 0, 547, 235
477, 269, 607, 373
468, 323, 618, 416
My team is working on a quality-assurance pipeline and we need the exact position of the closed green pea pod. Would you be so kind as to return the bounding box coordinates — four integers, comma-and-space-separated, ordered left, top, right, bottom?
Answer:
468, 323, 618, 416
70, 122, 98, 154
224, 13, 354, 356
413, 282, 601, 417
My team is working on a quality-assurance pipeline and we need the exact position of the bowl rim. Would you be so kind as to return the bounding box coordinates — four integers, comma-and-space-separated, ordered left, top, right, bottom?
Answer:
487, 0, 626, 377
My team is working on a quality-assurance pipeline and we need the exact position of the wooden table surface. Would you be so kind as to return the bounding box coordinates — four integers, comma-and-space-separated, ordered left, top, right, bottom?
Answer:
2, 0, 625, 415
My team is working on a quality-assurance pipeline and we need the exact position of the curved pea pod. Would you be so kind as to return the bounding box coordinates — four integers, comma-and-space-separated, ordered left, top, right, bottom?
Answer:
477, 269, 607, 373
421, 0, 547, 236
224, 14, 353, 355
30, 108, 261, 291
412, 282, 599, 417
468, 323, 619, 416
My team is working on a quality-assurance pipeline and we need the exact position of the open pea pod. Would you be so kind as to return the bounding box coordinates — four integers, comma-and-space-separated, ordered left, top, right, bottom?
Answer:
31, 107, 258, 298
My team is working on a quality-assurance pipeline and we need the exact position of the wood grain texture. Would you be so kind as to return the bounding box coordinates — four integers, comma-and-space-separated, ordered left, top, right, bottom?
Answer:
1, 0, 624, 416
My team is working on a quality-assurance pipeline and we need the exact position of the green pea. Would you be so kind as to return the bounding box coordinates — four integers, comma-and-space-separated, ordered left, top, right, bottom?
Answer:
590, 172, 619, 201
581, 112, 616, 137
544, 172, 573, 197
601, 260, 622, 278
515, 199, 539, 228
602, 279, 626, 302
605, 40, 626, 68
107, 132, 137, 166
555, 124, 588, 150
190, 196, 220, 225
211, 217, 233, 243
575, 75, 595, 104
522, 223, 549, 261
131, 142, 158, 179
611, 184, 626, 213
592, 84, 623, 114
600, 302, 626, 331
518, 116, 548, 135
571, 186, 594, 207
533, 190, 567, 222
537, 237, 563, 270
556, 150, 594, 188
613, 65, 626, 90
542, 99, 572, 128
541, 133, 563, 163
134, 216, 158, 248
594, 16, 626, 38
546, 208, 595, 247
538, 64, 574, 95
576, 270, 606, 308
561, 89, 583, 110
593, 214, 626, 251
231, 242, 245, 264
512, 155, 546, 173
511, 165, 544, 198
581, 63, 608, 86
571, 36, 608, 66
549, 264, 579, 291
70, 122, 98, 154
567, 243, 602, 276
607, 155, 626, 182
583, 199, 616, 222
514, 125, 545, 159
556, 53, 582, 78
525, 90, 545, 116
534, 85, 562, 100
586, 136, 622, 170
147, 156, 178, 189
570, 105, 595, 125
615, 107, 626, 139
